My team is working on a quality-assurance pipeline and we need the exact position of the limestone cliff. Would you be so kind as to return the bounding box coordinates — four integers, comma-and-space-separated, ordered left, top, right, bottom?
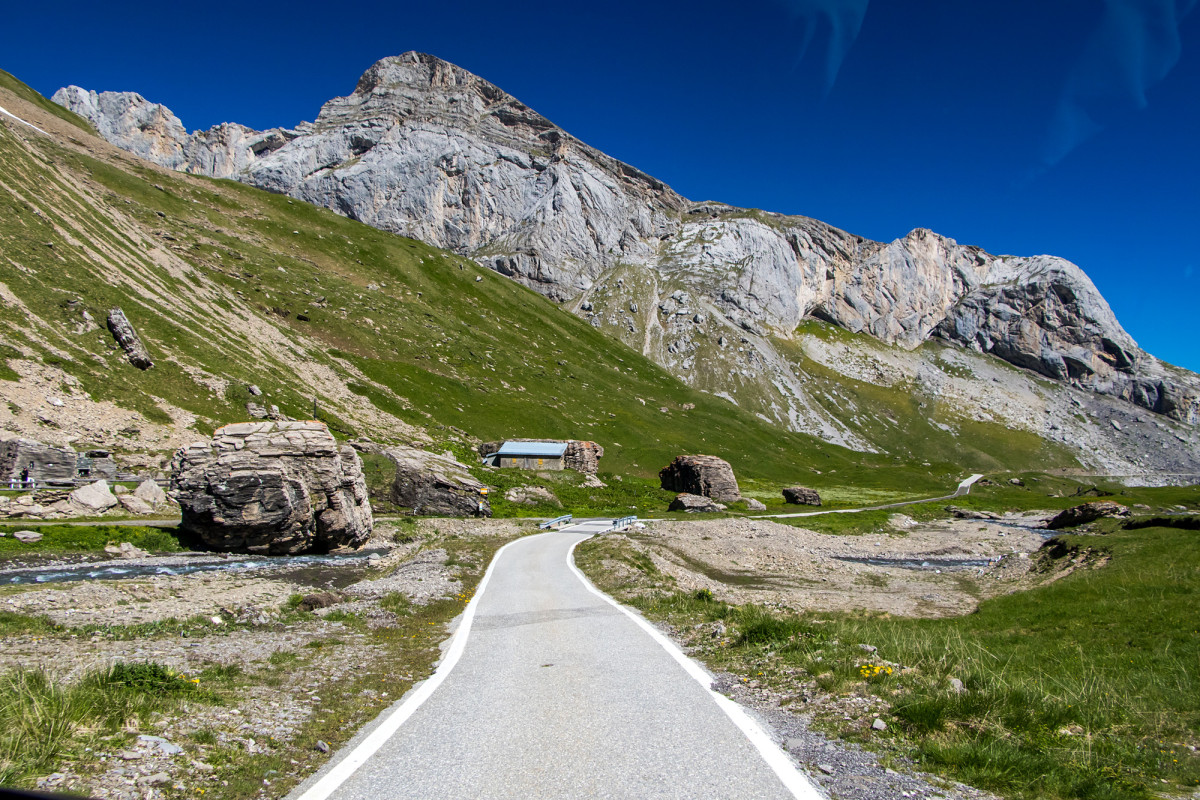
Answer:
55, 52, 1200, 433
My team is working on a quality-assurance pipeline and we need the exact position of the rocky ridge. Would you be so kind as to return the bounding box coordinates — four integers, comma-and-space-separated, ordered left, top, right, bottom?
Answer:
48, 56, 1200, 478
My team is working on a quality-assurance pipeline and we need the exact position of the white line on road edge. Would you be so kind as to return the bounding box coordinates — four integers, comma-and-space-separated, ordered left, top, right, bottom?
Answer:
292, 535, 524, 800
566, 539, 826, 800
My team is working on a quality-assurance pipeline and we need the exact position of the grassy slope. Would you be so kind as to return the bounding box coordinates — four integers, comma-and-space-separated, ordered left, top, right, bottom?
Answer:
0, 72, 1036, 499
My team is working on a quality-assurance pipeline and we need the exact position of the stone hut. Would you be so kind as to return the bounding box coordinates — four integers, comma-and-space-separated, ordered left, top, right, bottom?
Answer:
478, 439, 604, 474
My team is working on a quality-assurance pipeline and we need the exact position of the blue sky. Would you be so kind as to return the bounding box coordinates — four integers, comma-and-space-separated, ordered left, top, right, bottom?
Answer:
6, 0, 1198, 370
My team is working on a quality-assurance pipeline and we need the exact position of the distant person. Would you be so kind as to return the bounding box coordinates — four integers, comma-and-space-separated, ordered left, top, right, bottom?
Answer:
20, 466, 30, 488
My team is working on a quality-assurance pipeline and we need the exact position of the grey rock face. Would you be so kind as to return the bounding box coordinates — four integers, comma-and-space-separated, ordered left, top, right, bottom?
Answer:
106, 308, 153, 370
57, 53, 1200, 429
169, 421, 373, 554
386, 446, 491, 517
660, 455, 741, 502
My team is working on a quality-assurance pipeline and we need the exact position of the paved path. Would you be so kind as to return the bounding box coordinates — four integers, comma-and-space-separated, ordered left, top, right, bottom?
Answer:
289, 526, 818, 800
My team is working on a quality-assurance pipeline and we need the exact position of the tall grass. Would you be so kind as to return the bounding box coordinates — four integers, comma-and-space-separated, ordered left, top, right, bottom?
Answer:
0, 662, 213, 787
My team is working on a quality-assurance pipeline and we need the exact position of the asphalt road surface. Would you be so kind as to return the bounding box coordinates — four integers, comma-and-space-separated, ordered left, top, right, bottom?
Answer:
289, 524, 819, 800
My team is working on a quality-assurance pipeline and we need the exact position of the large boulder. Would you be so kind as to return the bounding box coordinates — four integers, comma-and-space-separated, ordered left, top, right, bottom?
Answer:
68, 480, 119, 513
133, 479, 169, 508
1046, 501, 1130, 530
386, 447, 491, 517
668, 493, 726, 513
169, 421, 373, 554
659, 455, 741, 502
782, 486, 822, 506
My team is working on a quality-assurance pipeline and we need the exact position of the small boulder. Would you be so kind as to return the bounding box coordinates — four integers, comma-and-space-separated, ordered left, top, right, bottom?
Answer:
13, 530, 42, 543
659, 455, 740, 502
104, 541, 149, 559
945, 505, 1000, 520
782, 486, 822, 506
133, 479, 168, 508
117, 495, 155, 515
1046, 501, 1131, 529
669, 493, 725, 513
504, 486, 562, 507
296, 592, 344, 612
744, 498, 766, 511
68, 480, 119, 513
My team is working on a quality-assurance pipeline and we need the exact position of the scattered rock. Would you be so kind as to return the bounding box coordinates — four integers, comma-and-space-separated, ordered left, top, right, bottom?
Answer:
504, 486, 562, 507
659, 455, 741, 502
247, 385, 263, 396
782, 486, 822, 506
315, 740, 330, 753
1009, 477, 1024, 486
13, 530, 42, 543
141, 772, 170, 785
888, 514, 917, 529
858, 644, 877, 653
117, 494, 155, 515
1046, 501, 1131, 529
818, 764, 836, 775
948, 678, 965, 694
668, 493, 725, 513
871, 718, 887, 731
945, 505, 1000, 520
386, 446, 491, 517
105, 308, 153, 370
169, 421, 373, 554
743, 498, 766, 511
137, 735, 183, 756
103, 542, 150, 559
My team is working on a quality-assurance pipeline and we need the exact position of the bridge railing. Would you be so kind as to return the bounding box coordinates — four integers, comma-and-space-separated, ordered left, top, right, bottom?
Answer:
538, 514, 573, 530
610, 515, 637, 531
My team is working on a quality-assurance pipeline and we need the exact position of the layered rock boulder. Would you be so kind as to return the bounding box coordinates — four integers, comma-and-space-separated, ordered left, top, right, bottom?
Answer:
659, 455, 741, 502
782, 486, 822, 506
386, 447, 491, 517
1046, 501, 1131, 530
169, 421, 372, 554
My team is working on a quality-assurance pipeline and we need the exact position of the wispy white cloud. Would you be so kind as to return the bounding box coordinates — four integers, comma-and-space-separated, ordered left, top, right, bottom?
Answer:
772, 0, 871, 94
1043, 0, 1197, 165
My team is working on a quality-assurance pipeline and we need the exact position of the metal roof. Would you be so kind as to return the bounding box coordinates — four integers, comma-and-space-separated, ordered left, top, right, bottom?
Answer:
496, 441, 568, 457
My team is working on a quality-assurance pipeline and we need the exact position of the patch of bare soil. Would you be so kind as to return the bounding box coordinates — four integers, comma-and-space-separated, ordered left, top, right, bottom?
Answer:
632, 512, 1052, 616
